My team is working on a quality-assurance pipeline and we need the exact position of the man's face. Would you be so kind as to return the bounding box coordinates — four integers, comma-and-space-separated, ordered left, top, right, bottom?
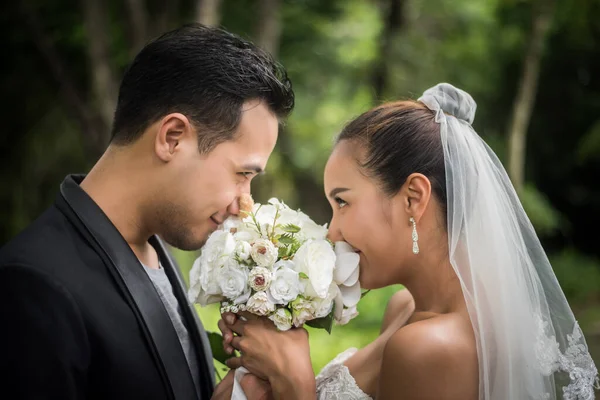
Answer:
157, 100, 279, 250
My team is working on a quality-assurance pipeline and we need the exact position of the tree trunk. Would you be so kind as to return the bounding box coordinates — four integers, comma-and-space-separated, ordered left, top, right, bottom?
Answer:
372, 0, 405, 101
196, 0, 223, 27
20, 1, 105, 157
125, 0, 149, 57
255, 0, 282, 58
155, 0, 180, 37
81, 0, 119, 150
507, 1, 555, 193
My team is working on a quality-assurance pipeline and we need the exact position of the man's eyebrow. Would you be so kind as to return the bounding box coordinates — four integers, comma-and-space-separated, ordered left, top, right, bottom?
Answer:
241, 164, 264, 174
328, 187, 349, 198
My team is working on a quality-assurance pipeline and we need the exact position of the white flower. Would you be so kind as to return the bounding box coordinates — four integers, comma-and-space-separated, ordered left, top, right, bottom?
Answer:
221, 217, 242, 233
333, 241, 362, 308
335, 305, 359, 325
203, 230, 237, 264
291, 297, 318, 327
315, 283, 338, 318
217, 260, 250, 301
250, 239, 278, 268
250, 203, 278, 233
269, 308, 293, 331
248, 266, 273, 291
268, 260, 301, 304
296, 212, 328, 241
235, 241, 252, 261
246, 291, 276, 316
188, 244, 228, 306
293, 239, 335, 298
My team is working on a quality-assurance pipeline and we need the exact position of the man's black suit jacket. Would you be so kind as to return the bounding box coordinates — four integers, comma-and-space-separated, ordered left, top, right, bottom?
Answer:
0, 175, 215, 399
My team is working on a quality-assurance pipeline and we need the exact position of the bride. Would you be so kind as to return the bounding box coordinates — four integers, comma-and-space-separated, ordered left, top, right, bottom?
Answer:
216, 83, 599, 399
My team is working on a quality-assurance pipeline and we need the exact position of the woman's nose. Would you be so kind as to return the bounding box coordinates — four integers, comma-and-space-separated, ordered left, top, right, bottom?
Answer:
327, 217, 343, 243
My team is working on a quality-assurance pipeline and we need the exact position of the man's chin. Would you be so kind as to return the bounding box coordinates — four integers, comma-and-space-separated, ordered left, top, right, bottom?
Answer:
161, 234, 208, 252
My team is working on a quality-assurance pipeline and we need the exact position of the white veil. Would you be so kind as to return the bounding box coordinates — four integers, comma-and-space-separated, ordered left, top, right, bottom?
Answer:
418, 83, 599, 399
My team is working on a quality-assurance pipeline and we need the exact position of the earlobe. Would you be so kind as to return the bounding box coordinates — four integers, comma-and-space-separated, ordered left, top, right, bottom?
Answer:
155, 113, 191, 162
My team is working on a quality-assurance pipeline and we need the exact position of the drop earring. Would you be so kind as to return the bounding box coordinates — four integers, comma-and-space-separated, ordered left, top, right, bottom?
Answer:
410, 217, 419, 254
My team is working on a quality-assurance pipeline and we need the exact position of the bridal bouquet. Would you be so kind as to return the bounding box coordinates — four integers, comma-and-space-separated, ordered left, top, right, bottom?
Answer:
188, 196, 361, 332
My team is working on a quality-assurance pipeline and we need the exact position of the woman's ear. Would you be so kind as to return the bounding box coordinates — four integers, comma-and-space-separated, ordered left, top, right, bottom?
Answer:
400, 173, 432, 223
154, 113, 193, 162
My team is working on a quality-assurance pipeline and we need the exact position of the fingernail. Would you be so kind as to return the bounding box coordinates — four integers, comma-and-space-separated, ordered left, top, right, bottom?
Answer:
227, 347, 233, 354
224, 333, 231, 342
226, 315, 235, 325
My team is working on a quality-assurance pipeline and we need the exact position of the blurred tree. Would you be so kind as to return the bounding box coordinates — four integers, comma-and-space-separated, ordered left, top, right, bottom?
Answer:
196, 0, 223, 27
506, 0, 555, 192
255, 0, 282, 58
81, 0, 119, 148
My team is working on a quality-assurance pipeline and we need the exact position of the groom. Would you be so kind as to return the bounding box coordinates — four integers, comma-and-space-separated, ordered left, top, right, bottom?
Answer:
0, 24, 293, 399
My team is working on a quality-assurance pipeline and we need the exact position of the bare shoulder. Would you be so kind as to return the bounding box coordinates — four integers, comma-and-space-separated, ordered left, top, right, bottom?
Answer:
377, 313, 478, 400
381, 289, 415, 333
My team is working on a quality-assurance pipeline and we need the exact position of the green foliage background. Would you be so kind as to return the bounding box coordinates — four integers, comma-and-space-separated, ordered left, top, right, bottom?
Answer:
2, 0, 600, 388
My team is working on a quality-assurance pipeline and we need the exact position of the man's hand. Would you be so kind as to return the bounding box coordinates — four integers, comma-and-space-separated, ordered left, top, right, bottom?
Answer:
211, 370, 235, 400
240, 374, 273, 400
218, 312, 316, 400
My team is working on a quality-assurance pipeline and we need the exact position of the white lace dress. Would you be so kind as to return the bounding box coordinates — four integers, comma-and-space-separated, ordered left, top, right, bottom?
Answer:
316, 348, 372, 400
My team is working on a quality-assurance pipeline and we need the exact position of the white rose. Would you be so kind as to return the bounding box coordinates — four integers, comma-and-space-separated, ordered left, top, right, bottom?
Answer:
188, 255, 224, 306
221, 217, 242, 233
248, 266, 273, 291
297, 212, 328, 241
335, 305, 359, 325
250, 203, 278, 233
315, 282, 338, 318
250, 239, 278, 268
246, 291, 276, 316
293, 239, 335, 298
217, 260, 249, 300
291, 297, 318, 327
269, 308, 293, 331
268, 260, 301, 304
202, 230, 236, 265
235, 241, 252, 261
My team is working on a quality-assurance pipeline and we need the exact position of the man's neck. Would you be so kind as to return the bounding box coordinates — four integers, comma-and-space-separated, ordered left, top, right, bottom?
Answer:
80, 147, 158, 267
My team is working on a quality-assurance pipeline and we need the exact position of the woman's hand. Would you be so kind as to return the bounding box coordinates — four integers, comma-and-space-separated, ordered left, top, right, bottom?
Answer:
218, 312, 316, 399
211, 369, 273, 400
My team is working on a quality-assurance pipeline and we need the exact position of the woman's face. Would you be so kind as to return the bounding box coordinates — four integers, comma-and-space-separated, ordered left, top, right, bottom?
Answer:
324, 140, 415, 289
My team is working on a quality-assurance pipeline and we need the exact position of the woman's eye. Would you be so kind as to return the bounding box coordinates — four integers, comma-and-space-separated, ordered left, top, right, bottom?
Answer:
238, 172, 253, 180
334, 197, 348, 208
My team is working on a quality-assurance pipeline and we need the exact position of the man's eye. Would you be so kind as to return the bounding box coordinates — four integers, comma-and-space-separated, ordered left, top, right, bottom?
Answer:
238, 172, 253, 179
334, 197, 348, 208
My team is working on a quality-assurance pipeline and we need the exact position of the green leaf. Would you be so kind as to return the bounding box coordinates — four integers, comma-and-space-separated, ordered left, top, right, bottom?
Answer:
207, 331, 233, 366
299, 272, 309, 279
306, 308, 335, 334
278, 246, 288, 259
278, 234, 296, 245
281, 223, 301, 233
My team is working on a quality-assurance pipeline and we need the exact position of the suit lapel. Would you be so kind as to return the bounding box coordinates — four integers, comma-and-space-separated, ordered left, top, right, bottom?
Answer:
151, 237, 216, 392
56, 175, 200, 400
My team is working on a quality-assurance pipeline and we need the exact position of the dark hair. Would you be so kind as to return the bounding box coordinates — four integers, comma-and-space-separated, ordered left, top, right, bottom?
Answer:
111, 24, 295, 152
337, 101, 447, 216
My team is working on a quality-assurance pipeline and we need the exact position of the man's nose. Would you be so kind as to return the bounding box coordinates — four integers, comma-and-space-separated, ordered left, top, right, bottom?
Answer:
227, 196, 240, 216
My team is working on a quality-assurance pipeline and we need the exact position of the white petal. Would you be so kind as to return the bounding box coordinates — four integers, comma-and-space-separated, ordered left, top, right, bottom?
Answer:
343, 266, 359, 287
334, 291, 344, 320
333, 252, 360, 284
340, 280, 361, 307
334, 241, 355, 255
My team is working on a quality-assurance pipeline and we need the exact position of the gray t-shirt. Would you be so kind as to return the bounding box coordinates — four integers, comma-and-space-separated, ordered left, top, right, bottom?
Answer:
142, 263, 201, 396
